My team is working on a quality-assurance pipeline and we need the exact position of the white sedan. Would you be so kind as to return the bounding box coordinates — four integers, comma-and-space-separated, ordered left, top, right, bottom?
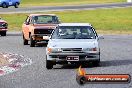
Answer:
46, 23, 102, 69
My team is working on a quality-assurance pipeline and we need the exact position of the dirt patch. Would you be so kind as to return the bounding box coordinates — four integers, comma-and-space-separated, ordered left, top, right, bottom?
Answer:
0, 55, 9, 66
0, 53, 32, 77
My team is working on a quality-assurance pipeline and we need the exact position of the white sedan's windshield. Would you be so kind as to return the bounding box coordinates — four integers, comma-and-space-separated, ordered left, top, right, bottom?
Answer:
52, 26, 96, 39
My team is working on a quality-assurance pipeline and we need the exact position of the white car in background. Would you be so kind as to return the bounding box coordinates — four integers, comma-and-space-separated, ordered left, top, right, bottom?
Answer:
46, 23, 102, 69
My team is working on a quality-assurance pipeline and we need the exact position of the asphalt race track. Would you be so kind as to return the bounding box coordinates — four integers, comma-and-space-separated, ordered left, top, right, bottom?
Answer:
0, 2, 132, 88
0, 34, 132, 88
0, 3, 132, 14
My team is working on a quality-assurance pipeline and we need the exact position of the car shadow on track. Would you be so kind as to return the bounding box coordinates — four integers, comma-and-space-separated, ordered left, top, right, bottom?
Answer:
54, 63, 94, 69
36, 43, 47, 47
53, 59, 132, 69
100, 59, 132, 67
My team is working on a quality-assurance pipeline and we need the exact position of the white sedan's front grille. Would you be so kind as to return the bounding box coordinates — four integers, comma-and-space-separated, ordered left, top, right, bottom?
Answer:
62, 48, 82, 52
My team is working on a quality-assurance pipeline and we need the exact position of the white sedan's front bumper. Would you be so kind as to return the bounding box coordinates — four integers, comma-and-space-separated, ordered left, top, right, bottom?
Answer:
47, 52, 100, 63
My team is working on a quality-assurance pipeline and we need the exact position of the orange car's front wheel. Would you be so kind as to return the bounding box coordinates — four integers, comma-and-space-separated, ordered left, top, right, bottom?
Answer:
23, 35, 28, 45
30, 36, 35, 47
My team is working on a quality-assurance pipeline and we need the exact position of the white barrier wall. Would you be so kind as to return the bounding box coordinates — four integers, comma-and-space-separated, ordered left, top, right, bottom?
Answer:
127, 0, 132, 2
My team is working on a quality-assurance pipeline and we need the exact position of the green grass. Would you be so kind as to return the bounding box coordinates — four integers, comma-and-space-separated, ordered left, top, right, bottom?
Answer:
21, 0, 126, 7
1, 7, 132, 34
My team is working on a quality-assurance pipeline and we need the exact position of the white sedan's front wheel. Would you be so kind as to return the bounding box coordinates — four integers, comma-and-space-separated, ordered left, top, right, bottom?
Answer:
46, 55, 53, 69
92, 54, 100, 66
92, 60, 100, 66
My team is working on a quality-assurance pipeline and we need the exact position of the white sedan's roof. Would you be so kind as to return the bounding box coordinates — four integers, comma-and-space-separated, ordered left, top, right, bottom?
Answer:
58, 23, 92, 26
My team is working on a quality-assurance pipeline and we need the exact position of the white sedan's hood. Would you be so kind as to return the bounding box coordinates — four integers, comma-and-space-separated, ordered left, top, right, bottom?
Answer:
48, 39, 98, 48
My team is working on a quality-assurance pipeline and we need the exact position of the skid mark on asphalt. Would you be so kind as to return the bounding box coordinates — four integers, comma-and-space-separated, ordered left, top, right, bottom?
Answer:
0, 52, 32, 76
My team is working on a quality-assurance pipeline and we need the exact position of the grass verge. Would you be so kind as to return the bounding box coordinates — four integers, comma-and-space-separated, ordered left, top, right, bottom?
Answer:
21, 0, 126, 7
0, 7, 132, 34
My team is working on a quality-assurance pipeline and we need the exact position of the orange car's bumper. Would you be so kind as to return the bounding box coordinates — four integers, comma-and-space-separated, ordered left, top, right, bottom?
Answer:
32, 34, 49, 41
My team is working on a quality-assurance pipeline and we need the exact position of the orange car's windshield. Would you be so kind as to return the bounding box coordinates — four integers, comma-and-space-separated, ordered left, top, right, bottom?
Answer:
33, 15, 59, 24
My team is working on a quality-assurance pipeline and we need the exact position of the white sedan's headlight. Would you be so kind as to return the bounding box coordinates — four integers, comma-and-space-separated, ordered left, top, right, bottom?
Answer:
83, 47, 99, 52
89, 48, 97, 51
47, 47, 62, 54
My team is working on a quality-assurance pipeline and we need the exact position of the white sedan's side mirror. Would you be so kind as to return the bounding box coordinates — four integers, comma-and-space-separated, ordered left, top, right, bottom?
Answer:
98, 35, 104, 39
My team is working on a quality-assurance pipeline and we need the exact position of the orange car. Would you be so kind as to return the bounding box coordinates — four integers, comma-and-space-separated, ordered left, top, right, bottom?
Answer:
0, 18, 8, 36
22, 14, 60, 47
